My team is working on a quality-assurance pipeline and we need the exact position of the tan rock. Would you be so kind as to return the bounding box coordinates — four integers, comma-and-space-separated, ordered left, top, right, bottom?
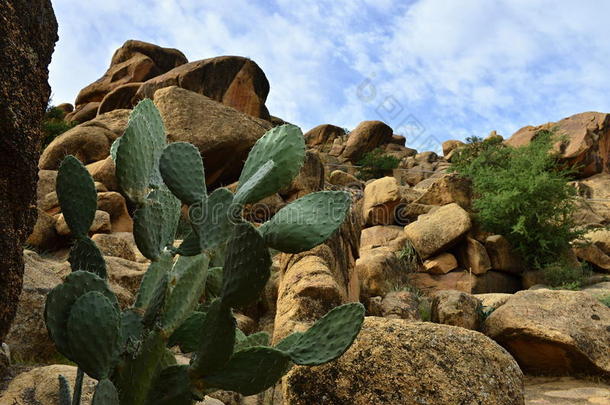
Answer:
362, 176, 401, 226
328, 138, 345, 156
524, 376, 610, 405
396, 202, 435, 223
458, 237, 492, 275
153, 86, 272, 185
75, 39, 187, 107
234, 313, 257, 335
281, 150, 324, 202
423, 252, 458, 274
26, 209, 58, 250
56, 103, 73, 114
36, 169, 57, 204
283, 318, 524, 405
356, 247, 405, 298
413, 173, 472, 208
0, 365, 95, 405
484, 289, 610, 375
442, 139, 465, 156
328, 169, 361, 187
303, 124, 345, 149
586, 228, 610, 255
431, 290, 482, 330
407, 270, 477, 293
64, 101, 99, 123
111, 231, 149, 263
242, 193, 286, 223
86, 156, 118, 191
91, 233, 136, 261
341, 120, 393, 162
575, 173, 610, 222
137, 56, 270, 119
475, 293, 512, 309
97, 81, 142, 114
376, 291, 420, 320
573, 244, 610, 271
359, 225, 403, 251
404, 203, 472, 259
506, 112, 610, 177
97, 191, 133, 232
55, 210, 111, 236
485, 235, 524, 274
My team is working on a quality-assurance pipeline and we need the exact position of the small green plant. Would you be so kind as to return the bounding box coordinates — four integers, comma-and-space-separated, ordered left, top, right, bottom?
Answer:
396, 240, 421, 272
598, 295, 610, 308
45, 100, 365, 405
356, 148, 400, 180
543, 259, 591, 290
451, 129, 586, 274
41, 105, 77, 148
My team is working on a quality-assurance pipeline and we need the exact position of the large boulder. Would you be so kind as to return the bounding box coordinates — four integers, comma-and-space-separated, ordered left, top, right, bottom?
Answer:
431, 290, 482, 330
359, 225, 403, 251
457, 237, 492, 275
280, 150, 324, 201
304, 124, 345, 149
362, 176, 401, 226
0, 365, 95, 405
422, 252, 458, 274
484, 289, 610, 375
404, 203, 472, 259
413, 173, 472, 208
283, 318, 524, 405
137, 56, 270, 119
341, 120, 393, 162
575, 173, 610, 223
97, 82, 142, 114
74, 40, 187, 109
506, 112, 610, 177
355, 247, 404, 298
0, 0, 57, 340
153, 86, 272, 185
407, 270, 476, 294
485, 235, 524, 274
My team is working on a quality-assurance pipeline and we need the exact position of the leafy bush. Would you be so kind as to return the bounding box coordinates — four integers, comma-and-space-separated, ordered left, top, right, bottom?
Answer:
41, 106, 77, 148
599, 295, 610, 308
396, 240, 421, 272
543, 258, 591, 289
451, 130, 585, 272
356, 148, 400, 180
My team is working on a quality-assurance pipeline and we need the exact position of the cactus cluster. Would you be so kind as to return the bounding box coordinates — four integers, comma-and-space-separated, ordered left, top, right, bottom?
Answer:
45, 99, 364, 405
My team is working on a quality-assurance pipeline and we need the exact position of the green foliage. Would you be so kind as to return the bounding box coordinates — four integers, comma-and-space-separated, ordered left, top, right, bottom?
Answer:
598, 295, 610, 308
396, 240, 421, 272
356, 148, 400, 180
450, 129, 585, 272
41, 106, 77, 148
543, 259, 591, 289
45, 100, 364, 405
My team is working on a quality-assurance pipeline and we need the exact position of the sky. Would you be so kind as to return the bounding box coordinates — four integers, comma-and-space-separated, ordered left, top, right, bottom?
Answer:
49, 0, 610, 153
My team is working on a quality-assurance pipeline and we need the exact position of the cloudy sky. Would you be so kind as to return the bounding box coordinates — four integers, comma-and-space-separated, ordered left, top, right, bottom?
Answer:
49, 0, 610, 152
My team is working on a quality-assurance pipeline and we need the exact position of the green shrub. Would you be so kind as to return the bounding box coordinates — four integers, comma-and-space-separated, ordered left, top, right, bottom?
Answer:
543, 258, 591, 289
396, 240, 421, 272
41, 106, 77, 148
599, 295, 610, 308
356, 148, 400, 180
451, 129, 585, 272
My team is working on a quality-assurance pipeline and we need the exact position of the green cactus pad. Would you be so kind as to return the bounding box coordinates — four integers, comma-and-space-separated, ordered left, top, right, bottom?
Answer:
176, 230, 201, 257
259, 191, 351, 253
45, 271, 118, 359
190, 299, 236, 376
197, 188, 235, 251
66, 291, 121, 380
142, 274, 169, 329
234, 331, 270, 352
68, 236, 107, 278
150, 189, 182, 249
109, 137, 121, 161
233, 160, 275, 205
159, 142, 206, 205
274, 331, 304, 352
204, 266, 223, 299
135, 252, 173, 309
162, 254, 210, 335
119, 309, 144, 356
92, 379, 119, 405
237, 124, 306, 203
220, 222, 271, 307
168, 311, 205, 353
56, 155, 97, 237
281, 302, 364, 366
147, 365, 194, 405
203, 347, 291, 395
58, 375, 71, 405
133, 190, 180, 260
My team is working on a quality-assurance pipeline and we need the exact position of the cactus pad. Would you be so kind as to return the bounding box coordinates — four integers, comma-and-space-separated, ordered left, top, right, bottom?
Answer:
233, 160, 275, 205
234, 331, 270, 352
147, 365, 194, 405
135, 252, 173, 309
45, 271, 118, 359
198, 187, 235, 251
238, 124, 306, 203
203, 347, 291, 395
274, 331, 304, 352
56, 155, 97, 237
92, 379, 120, 405
168, 311, 205, 353
159, 142, 206, 205
68, 237, 107, 278
220, 222, 271, 307
66, 291, 120, 380
260, 191, 351, 253
133, 190, 180, 260
142, 274, 169, 329
280, 302, 364, 365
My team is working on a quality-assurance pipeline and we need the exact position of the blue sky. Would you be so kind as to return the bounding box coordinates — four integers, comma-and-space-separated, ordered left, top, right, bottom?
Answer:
49, 0, 610, 152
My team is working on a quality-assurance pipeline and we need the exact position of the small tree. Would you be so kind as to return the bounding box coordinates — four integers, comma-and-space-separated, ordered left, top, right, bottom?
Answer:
356, 148, 400, 180
451, 130, 586, 280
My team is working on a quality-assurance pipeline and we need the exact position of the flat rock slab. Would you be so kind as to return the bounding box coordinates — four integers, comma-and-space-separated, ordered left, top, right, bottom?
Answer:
525, 376, 610, 404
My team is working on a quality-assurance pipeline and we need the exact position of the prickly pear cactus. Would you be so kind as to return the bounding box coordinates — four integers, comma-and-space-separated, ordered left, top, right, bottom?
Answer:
45, 99, 364, 405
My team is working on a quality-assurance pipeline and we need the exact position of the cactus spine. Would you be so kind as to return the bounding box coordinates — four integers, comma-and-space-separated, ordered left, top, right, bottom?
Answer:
45, 99, 364, 405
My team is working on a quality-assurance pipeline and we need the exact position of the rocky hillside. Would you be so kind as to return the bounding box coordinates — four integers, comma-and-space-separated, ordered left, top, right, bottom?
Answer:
2, 39, 610, 404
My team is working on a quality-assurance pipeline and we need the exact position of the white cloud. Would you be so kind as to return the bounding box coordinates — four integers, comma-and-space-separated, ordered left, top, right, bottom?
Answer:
49, 0, 610, 148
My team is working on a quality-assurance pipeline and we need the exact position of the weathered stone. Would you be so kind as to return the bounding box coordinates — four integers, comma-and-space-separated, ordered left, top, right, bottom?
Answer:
64, 101, 99, 123
524, 376, 610, 405
328, 170, 362, 188
442, 139, 465, 156
304, 124, 345, 149
55, 210, 111, 236
376, 291, 421, 320
26, 209, 58, 250
586, 228, 610, 254
458, 237, 492, 275
574, 173, 610, 222
407, 270, 477, 294
423, 252, 458, 274
86, 156, 118, 191
404, 203, 472, 259
356, 247, 405, 299
97, 81, 142, 114
431, 290, 482, 330
574, 243, 610, 271
413, 173, 472, 208
362, 176, 401, 226
97, 191, 133, 232
342, 120, 393, 162
153, 86, 272, 186
91, 233, 136, 261
475, 293, 512, 309
137, 56, 270, 119
281, 150, 324, 201
484, 289, 610, 375
473, 270, 522, 294
359, 225, 403, 251
284, 318, 524, 405
485, 234, 524, 274
36, 170, 57, 204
